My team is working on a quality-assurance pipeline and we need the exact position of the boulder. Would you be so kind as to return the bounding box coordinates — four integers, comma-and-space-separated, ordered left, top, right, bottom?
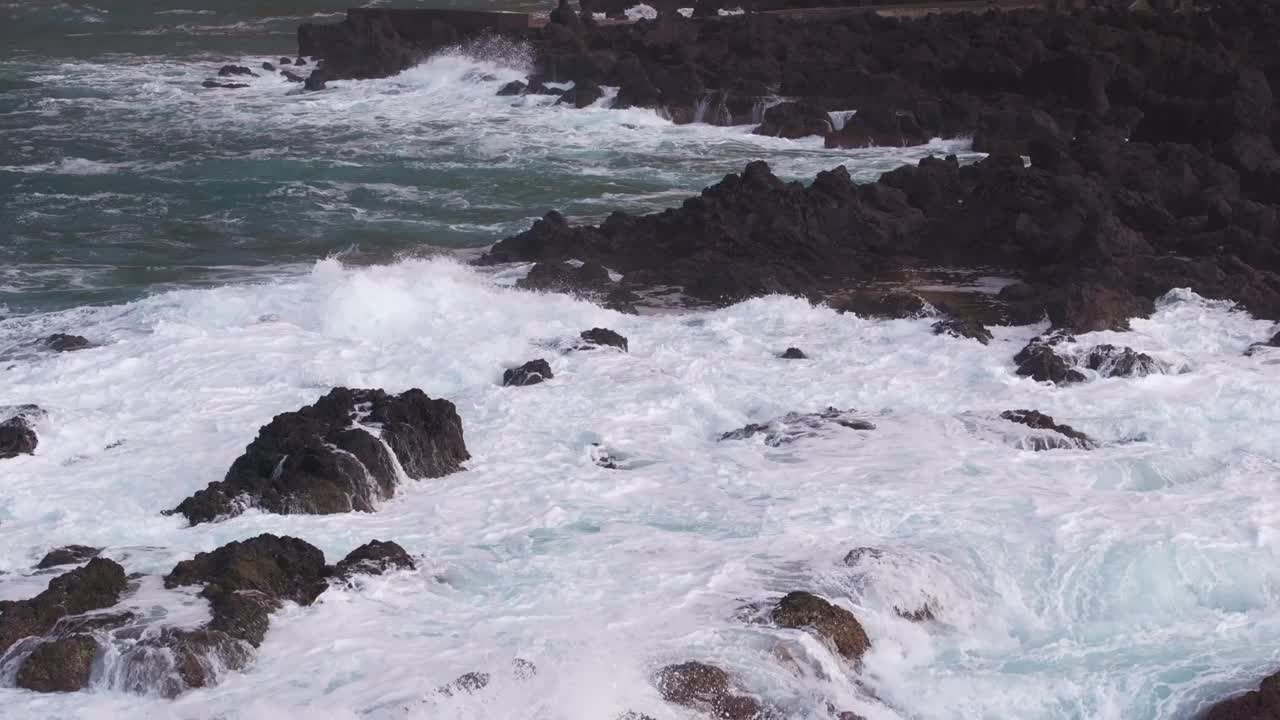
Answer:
558, 79, 604, 108
217, 65, 256, 77
1083, 344, 1162, 378
1000, 409, 1096, 450
15, 635, 100, 693
262, 62, 276, 71
43, 333, 92, 352
654, 662, 763, 720
1013, 335, 1086, 384
779, 347, 807, 359
497, 80, 527, 96
771, 591, 870, 661
754, 101, 832, 139
503, 359, 554, 387
826, 106, 929, 148
578, 327, 628, 352
518, 261, 611, 293
279, 57, 292, 65
168, 388, 468, 525
35, 545, 102, 569
932, 317, 992, 344
202, 81, 249, 89
0, 415, 38, 459
333, 540, 416, 578
281, 70, 305, 83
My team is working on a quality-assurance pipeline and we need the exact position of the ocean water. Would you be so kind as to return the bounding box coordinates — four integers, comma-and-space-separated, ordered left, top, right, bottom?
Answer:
3, 3, 1280, 720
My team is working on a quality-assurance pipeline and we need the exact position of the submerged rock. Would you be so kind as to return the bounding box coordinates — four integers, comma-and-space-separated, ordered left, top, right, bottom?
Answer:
578, 327, 628, 352
168, 387, 468, 525
262, 61, 276, 71
519, 260, 611, 294
1000, 409, 1096, 450
1083, 344, 1162, 378
503, 359, 554, 387
720, 408, 874, 447
438, 671, 490, 697
779, 347, 807, 359
333, 540, 415, 578
771, 591, 870, 662
497, 79, 527, 96
218, 65, 255, 77
202, 80, 249, 89
1014, 335, 1163, 384
281, 70, 305, 83
829, 290, 930, 319
654, 662, 763, 720
15, 635, 100, 693
1245, 331, 1280, 356
35, 545, 102, 569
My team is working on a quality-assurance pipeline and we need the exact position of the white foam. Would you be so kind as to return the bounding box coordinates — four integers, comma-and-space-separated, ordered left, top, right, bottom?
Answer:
625, 4, 659, 20
0, 260, 1278, 717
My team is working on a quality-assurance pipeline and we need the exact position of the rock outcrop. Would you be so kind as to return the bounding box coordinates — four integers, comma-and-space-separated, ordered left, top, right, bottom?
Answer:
771, 591, 870, 662
654, 662, 763, 720
577, 327, 629, 352
332, 540, 416, 579
35, 545, 102, 570
168, 388, 468, 525
503, 359, 554, 386
1203, 671, 1280, 720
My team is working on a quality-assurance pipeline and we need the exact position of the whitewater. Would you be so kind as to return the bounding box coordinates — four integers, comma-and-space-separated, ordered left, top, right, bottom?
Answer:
1, 253, 1279, 719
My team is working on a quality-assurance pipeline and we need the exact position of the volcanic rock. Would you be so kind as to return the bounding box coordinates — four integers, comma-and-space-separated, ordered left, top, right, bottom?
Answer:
932, 317, 992, 344
15, 635, 100, 693
1203, 671, 1280, 720
35, 545, 102, 570
654, 662, 763, 720
333, 540, 416, 578
754, 101, 832, 140
217, 65, 256, 77
1000, 409, 1096, 450
1014, 335, 1086, 384
43, 333, 92, 352
168, 387, 468, 525
578, 327, 628, 352
503, 359, 554, 387
771, 591, 870, 662
0, 558, 128, 654
779, 347, 807, 359
720, 408, 874, 446
0, 415, 38, 459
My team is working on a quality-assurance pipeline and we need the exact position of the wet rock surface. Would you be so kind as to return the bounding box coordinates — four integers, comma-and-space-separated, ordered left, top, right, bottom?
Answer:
720, 407, 875, 446
35, 545, 102, 570
503, 359, 554, 387
1000, 409, 1097, 451
0, 415, 39, 460
15, 634, 99, 692
333, 540, 416, 578
931, 317, 992, 344
577, 327, 629, 352
1203, 671, 1280, 720
779, 347, 807, 359
168, 387, 468, 525
0, 558, 128, 654
771, 591, 870, 662
654, 661, 763, 720
42, 333, 92, 352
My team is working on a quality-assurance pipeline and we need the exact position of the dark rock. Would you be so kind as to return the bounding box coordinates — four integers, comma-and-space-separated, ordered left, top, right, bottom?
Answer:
972, 109, 1064, 157
779, 347, 807, 359
334, 540, 416, 578
1203, 670, 1280, 720
281, 70, 305, 83
0, 415, 38, 459
1000, 409, 1096, 450
654, 662, 763, 720
604, 287, 641, 314
754, 101, 832, 140
511, 657, 537, 679
830, 290, 930, 319
578, 327, 628, 352
43, 333, 92, 352
1245, 331, 1280, 356
217, 65, 256, 77
895, 604, 936, 622
279, 57, 292, 66
1013, 335, 1086, 384
125, 627, 253, 695
518, 260, 611, 294
168, 388, 468, 525
164, 534, 328, 646
1083, 344, 1162, 378
720, 407, 874, 447
36, 545, 102, 570
0, 558, 128, 654
932, 317, 992, 344
294, 57, 306, 66
771, 591, 870, 662
503, 359, 554, 387
498, 80, 527, 96
262, 62, 276, 71
439, 671, 490, 696
1043, 284, 1153, 334
558, 79, 604, 108
15, 635, 99, 693
303, 71, 328, 91
826, 106, 929, 148
202, 81, 249, 89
